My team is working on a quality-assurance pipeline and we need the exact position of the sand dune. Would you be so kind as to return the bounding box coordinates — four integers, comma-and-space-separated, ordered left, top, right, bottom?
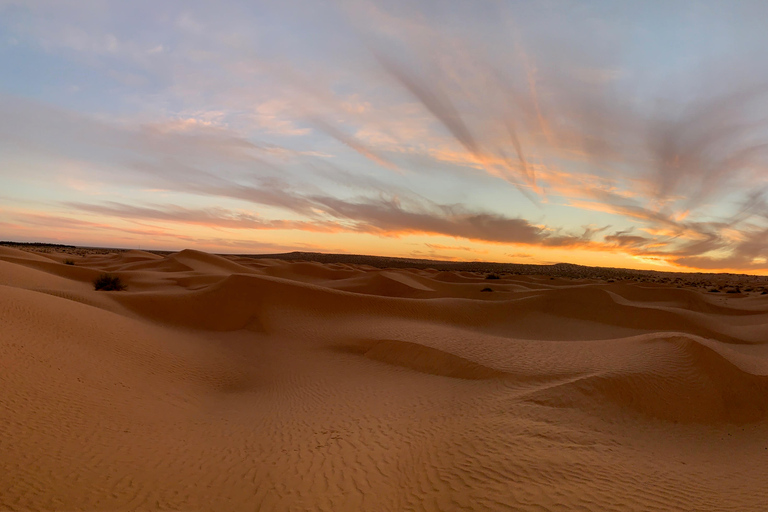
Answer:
3, 248, 768, 511
326, 270, 437, 298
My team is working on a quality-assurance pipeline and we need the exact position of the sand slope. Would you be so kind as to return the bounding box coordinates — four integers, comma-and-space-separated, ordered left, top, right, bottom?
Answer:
2, 248, 768, 511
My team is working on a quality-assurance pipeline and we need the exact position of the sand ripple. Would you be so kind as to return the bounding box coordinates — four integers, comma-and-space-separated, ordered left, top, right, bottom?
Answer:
2, 247, 768, 511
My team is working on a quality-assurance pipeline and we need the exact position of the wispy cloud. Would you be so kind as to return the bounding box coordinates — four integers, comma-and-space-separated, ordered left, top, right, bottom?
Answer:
4, 1, 768, 271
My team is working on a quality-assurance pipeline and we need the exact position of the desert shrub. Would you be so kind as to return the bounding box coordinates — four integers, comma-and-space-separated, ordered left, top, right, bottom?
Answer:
485, 273, 501, 280
481, 287, 493, 292
708, 288, 720, 293
63, 259, 75, 265
726, 287, 741, 294
94, 273, 126, 291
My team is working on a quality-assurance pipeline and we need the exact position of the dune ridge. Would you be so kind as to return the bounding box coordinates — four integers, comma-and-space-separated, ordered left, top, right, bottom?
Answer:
2, 247, 768, 511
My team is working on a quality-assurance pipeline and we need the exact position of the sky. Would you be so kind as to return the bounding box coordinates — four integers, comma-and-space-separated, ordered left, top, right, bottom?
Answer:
2, 0, 768, 272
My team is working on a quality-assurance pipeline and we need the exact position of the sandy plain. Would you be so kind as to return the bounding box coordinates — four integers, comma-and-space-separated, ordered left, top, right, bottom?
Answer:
2, 244, 768, 511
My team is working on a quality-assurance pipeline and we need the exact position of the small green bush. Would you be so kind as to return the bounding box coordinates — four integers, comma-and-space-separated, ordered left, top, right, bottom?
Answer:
63, 259, 75, 265
94, 273, 126, 291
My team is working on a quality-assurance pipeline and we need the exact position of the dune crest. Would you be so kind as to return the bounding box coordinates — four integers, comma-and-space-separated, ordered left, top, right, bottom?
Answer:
526, 333, 768, 424
337, 339, 508, 380
3, 248, 768, 511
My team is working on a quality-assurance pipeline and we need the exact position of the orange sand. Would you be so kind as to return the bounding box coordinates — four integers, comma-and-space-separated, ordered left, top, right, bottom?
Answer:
2, 246, 768, 511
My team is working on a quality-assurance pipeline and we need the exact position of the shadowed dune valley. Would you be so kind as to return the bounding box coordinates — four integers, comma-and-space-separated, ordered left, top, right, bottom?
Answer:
2, 245, 768, 511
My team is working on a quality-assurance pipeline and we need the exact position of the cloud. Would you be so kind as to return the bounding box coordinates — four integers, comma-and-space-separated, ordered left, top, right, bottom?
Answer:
64, 202, 346, 233
424, 243, 489, 255
62, 196, 577, 247
337, 0, 768, 241
647, 85, 768, 209
308, 116, 396, 169
5, 1, 768, 271
1, 207, 319, 253
5, 91, 766, 271
372, 49, 481, 158
604, 232, 656, 249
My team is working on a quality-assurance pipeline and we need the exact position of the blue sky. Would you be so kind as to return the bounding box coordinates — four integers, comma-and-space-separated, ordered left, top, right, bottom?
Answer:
2, 0, 768, 271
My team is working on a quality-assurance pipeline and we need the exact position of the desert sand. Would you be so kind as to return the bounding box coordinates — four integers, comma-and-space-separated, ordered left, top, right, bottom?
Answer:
2, 245, 768, 511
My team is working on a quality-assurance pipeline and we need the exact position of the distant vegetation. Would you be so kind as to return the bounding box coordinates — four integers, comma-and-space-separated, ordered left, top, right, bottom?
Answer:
94, 274, 126, 291
0, 241, 75, 248
64, 259, 75, 265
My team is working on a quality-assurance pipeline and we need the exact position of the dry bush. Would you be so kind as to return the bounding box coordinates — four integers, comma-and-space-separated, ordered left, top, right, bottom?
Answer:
94, 274, 126, 291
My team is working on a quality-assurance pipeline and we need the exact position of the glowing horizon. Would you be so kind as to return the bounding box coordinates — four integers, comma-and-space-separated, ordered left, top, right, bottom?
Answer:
3, 1, 768, 273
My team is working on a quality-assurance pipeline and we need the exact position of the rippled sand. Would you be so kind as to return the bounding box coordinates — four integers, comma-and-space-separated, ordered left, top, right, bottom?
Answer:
2, 246, 768, 511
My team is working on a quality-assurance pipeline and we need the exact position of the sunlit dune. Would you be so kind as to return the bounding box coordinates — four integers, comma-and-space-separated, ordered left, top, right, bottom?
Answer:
2, 245, 768, 511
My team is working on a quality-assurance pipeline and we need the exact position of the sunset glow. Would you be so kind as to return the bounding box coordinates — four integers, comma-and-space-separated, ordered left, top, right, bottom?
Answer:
3, 1, 768, 272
